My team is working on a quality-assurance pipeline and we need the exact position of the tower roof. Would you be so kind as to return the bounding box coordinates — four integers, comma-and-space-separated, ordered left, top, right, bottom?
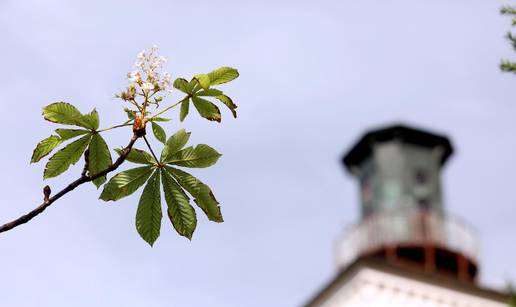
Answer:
342, 124, 454, 171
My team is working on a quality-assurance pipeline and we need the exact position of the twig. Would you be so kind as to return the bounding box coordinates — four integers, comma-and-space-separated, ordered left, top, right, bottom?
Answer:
148, 97, 187, 120
81, 149, 90, 177
0, 133, 141, 234
143, 135, 160, 164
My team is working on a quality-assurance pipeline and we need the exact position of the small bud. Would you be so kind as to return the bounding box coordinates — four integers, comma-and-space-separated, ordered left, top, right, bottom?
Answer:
43, 185, 51, 202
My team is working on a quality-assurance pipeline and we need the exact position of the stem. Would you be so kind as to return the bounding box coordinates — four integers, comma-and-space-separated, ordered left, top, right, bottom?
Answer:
97, 122, 132, 133
143, 135, 160, 164
0, 134, 141, 234
149, 97, 187, 120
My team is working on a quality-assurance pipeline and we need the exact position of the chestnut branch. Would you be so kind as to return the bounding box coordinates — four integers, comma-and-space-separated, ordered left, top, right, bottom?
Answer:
0, 133, 141, 234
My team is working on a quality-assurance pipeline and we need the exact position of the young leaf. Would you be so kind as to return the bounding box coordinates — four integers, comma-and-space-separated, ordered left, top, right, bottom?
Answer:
189, 79, 202, 93
88, 133, 112, 188
207, 67, 239, 85
215, 95, 237, 118
115, 148, 155, 165
42, 102, 83, 126
180, 99, 190, 122
193, 74, 210, 90
43, 134, 92, 179
99, 166, 154, 201
135, 170, 162, 246
31, 135, 63, 164
173, 78, 190, 94
160, 129, 191, 163
162, 169, 197, 239
55, 128, 90, 141
79, 109, 100, 130
125, 109, 136, 120
167, 144, 221, 168
192, 96, 221, 122
166, 167, 223, 222
196, 89, 223, 97
151, 122, 166, 144
149, 117, 171, 122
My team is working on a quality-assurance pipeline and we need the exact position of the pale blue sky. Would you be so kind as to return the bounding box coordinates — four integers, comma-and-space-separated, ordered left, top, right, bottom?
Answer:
1, 0, 515, 306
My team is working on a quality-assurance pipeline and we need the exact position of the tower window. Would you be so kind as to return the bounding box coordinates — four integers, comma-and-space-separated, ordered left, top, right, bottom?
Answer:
417, 198, 431, 210
415, 169, 430, 184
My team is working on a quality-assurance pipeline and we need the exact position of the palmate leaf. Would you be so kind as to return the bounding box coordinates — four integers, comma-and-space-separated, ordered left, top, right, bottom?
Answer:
214, 95, 237, 118
88, 133, 112, 188
55, 128, 90, 141
166, 167, 223, 222
196, 90, 238, 118
167, 144, 221, 168
207, 67, 239, 85
151, 122, 166, 144
30, 135, 63, 164
79, 109, 100, 130
43, 134, 92, 179
136, 170, 162, 246
196, 89, 223, 97
192, 96, 221, 123
115, 148, 155, 165
160, 129, 191, 163
43, 102, 83, 125
193, 74, 210, 90
173, 78, 191, 94
99, 166, 154, 201
43, 102, 98, 130
162, 169, 197, 239
180, 98, 190, 122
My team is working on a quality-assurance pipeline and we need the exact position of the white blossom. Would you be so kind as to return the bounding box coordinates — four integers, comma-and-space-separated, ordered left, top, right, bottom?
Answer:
118, 45, 173, 100
127, 70, 141, 83
142, 82, 154, 90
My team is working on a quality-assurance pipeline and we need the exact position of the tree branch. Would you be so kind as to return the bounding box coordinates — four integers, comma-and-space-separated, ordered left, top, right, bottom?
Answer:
0, 133, 141, 234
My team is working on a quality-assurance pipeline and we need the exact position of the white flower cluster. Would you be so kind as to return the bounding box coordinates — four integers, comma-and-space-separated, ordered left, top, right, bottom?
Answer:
117, 45, 172, 102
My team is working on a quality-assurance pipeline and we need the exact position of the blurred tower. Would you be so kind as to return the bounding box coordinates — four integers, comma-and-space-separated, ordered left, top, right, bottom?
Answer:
305, 124, 509, 307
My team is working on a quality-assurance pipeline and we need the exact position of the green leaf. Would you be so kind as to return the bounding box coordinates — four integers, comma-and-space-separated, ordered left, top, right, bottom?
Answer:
125, 109, 136, 120
115, 148, 155, 165
189, 79, 202, 93
215, 95, 237, 118
99, 166, 154, 201
195, 184, 223, 222
42, 102, 83, 126
166, 167, 223, 222
192, 96, 221, 122
162, 169, 197, 239
207, 67, 239, 85
43, 102, 100, 130
79, 109, 100, 130
168, 144, 221, 168
180, 99, 190, 122
135, 170, 162, 246
173, 78, 190, 93
43, 134, 92, 179
151, 122, 166, 144
193, 74, 210, 90
160, 129, 191, 163
30, 135, 63, 164
149, 117, 171, 122
196, 89, 223, 97
55, 128, 90, 141
88, 133, 112, 188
